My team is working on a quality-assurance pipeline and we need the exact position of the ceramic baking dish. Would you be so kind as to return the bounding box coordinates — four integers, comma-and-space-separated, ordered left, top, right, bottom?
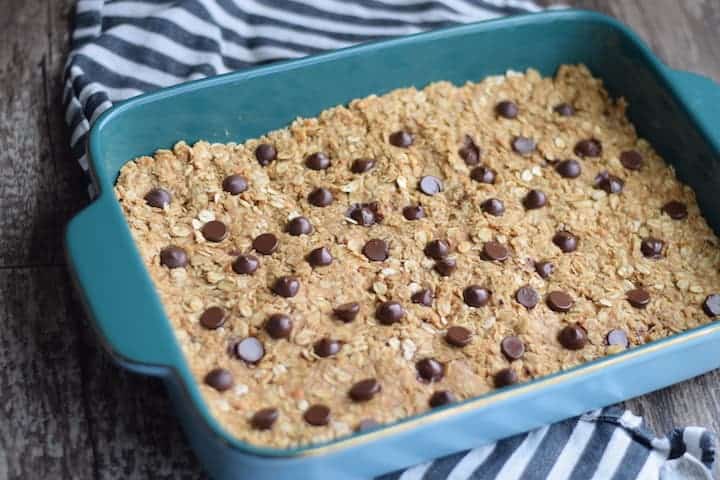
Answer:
65, 9, 720, 480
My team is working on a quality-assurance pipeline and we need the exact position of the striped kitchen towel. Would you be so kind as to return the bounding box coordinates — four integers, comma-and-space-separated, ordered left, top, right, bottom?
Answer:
63, 1, 717, 479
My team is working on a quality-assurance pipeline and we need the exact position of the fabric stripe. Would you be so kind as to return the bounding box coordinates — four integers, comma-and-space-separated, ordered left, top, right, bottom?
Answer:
446, 443, 496, 480
569, 411, 634, 479
608, 431, 653, 480
419, 451, 469, 480
469, 434, 527, 478
494, 425, 550, 479
545, 411, 599, 480
587, 412, 643, 480
519, 417, 580, 480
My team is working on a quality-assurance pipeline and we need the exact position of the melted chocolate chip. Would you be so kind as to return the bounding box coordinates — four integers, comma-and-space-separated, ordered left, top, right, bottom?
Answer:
481, 198, 505, 216
349, 378, 381, 402
205, 368, 233, 391
200, 307, 226, 329
202, 220, 228, 242
554, 103, 575, 116
574, 138, 602, 157
233, 255, 259, 275
459, 134, 481, 165
272, 276, 300, 298
307, 246, 333, 267
351, 158, 376, 174
375, 301, 405, 325
620, 150, 644, 170
287, 216, 313, 236
558, 324, 587, 350
553, 231, 578, 253
251, 408, 278, 430
144, 188, 172, 208
463, 285, 490, 307
305, 152, 331, 170
334, 302, 360, 323
160, 246, 188, 268
222, 174, 249, 195
470, 165, 497, 184
424, 239, 450, 260
255, 143, 277, 166
546, 291, 574, 312
496, 100, 519, 119
234, 337, 265, 363
429, 390, 456, 408
253, 233, 278, 255
411, 289, 433, 306
606, 329, 629, 348
445, 326, 472, 347
389, 130, 413, 148
594, 170, 624, 194
523, 189, 547, 209
627, 288, 651, 309
265, 314, 293, 339
434, 258, 457, 277
314, 338, 341, 358
535, 260, 555, 279
363, 239, 389, 261
512, 136, 536, 155
419, 176, 443, 196
348, 202, 383, 226
304, 405, 331, 426
416, 358, 444, 382
403, 205, 425, 220
515, 286, 539, 309
703, 294, 720, 317
501, 336, 525, 361
494, 368, 518, 388
641, 238, 664, 259
662, 201, 687, 220
308, 187, 334, 207
555, 159, 581, 178
482, 241, 509, 262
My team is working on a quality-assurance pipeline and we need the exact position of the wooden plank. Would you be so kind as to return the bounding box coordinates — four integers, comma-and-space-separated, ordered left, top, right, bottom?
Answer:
0, 267, 94, 479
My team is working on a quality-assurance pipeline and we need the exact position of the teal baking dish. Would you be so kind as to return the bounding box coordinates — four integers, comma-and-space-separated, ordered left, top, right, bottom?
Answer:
65, 9, 720, 480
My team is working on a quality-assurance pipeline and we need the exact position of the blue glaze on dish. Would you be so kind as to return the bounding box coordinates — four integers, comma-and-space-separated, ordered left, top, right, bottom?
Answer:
65, 10, 720, 479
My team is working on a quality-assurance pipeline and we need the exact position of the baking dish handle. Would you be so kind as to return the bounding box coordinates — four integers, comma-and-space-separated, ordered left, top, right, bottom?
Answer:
65, 196, 182, 376
666, 68, 720, 148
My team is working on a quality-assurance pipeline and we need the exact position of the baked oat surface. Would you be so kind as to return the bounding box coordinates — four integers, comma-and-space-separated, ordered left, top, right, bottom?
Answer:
114, 65, 720, 447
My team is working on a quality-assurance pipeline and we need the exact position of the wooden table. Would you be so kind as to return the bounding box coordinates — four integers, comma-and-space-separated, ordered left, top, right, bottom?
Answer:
1, 1, 718, 478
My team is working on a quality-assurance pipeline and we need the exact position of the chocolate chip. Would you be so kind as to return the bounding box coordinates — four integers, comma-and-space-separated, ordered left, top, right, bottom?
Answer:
494, 368, 518, 388
308, 187, 334, 207
515, 286, 539, 309
349, 378, 381, 402
482, 241, 509, 262
459, 134, 481, 165
305, 152, 331, 170
606, 329, 629, 348
234, 337, 264, 363
553, 231, 578, 253
445, 326, 472, 347
272, 276, 300, 298
555, 159, 581, 178
287, 216, 313, 236
144, 188, 172, 208
255, 143, 277, 166
419, 175, 443, 196
389, 130, 413, 148
512, 136, 536, 155
205, 368, 233, 391
463, 285, 490, 307
233, 255, 259, 275
641, 238, 664, 259
351, 158, 376, 174
348, 202, 383, 226
314, 338, 341, 358
411, 289, 433, 306
363, 239, 388, 261
265, 314, 293, 339
416, 358, 444, 382
620, 150, 644, 170
594, 170, 624, 194
375, 301, 405, 325
304, 405, 331, 426
627, 288, 651, 309
355, 419, 380, 432
434, 258, 457, 276
200, 307, 226, 329
403, 205, 425, 220
253, 233, 278, 255
481, 198, 505, 216
554, 103, 575, 116
501, 336, 525, 361
251, 408, 278, 430
201, 220, 228, 242
535, 260, 555, 279
558, 325, 587, 350
470, 165, 497, 184
160, 246, 188, 268
222, 174, 249, 195
307, 246, 333, 267
703, 294, 720, 317
429, 390, 456, 408
662, 201, 687, 220
574, 138, 602, 157
334, 302, 360, 323
495, 100, 519, 119
546, 291, 574, 312
424, 239, 450, 260
523, 189, 547, 209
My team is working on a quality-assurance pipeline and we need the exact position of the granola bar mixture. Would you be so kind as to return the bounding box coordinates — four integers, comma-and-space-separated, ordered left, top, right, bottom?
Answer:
115, 65, 720, 447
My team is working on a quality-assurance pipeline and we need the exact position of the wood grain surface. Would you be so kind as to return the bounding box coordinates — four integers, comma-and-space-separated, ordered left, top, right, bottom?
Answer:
0, 0, 718, 478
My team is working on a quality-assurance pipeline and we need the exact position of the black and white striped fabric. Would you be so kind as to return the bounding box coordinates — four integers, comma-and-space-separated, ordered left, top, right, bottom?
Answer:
63, 2, 717, 479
